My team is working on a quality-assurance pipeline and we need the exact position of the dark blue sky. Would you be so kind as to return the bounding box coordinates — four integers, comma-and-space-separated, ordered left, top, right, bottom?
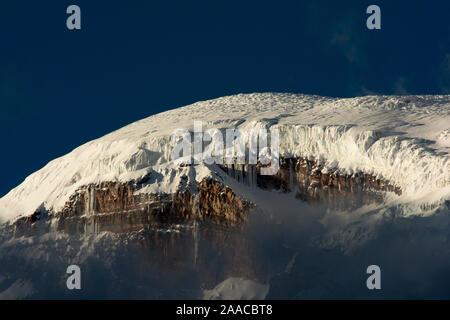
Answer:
0, 0, 448, 196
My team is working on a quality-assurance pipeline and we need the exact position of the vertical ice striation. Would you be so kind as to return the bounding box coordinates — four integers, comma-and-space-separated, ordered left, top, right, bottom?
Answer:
221, 161, 258, 188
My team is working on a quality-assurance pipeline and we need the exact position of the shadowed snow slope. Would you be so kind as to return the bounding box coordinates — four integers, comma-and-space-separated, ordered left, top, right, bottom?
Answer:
0, 93, 449, 223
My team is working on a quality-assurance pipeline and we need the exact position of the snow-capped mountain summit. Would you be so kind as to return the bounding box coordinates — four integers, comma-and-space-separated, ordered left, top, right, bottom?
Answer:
0, 93, 449, 223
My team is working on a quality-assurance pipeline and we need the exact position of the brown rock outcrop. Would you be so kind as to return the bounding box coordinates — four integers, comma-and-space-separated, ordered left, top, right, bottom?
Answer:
51, 176, 251, 235
13, 155, 402, 235
221, 156, 401, 211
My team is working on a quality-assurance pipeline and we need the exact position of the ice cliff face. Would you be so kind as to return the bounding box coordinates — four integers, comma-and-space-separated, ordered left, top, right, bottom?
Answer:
0, 93, 449, 224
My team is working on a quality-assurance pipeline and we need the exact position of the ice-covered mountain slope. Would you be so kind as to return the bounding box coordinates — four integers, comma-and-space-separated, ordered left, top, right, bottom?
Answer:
0, 93, 449, 223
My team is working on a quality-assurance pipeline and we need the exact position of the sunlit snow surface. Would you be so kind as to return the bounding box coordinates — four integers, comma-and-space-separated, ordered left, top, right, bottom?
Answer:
0, 93, 449, 299
0, 93, 448, 222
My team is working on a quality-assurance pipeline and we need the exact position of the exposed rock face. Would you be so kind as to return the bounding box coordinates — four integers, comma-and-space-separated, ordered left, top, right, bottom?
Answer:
13, 156, 402, 235
13, 176, 251, 236
221, 156, 401, 211
12, 206, 45, 236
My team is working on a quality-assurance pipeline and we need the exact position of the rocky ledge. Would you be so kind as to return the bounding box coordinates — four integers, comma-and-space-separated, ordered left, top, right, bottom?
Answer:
13, 177, 251, 236
221, 156, 401, 211
13, 156, 401, 235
